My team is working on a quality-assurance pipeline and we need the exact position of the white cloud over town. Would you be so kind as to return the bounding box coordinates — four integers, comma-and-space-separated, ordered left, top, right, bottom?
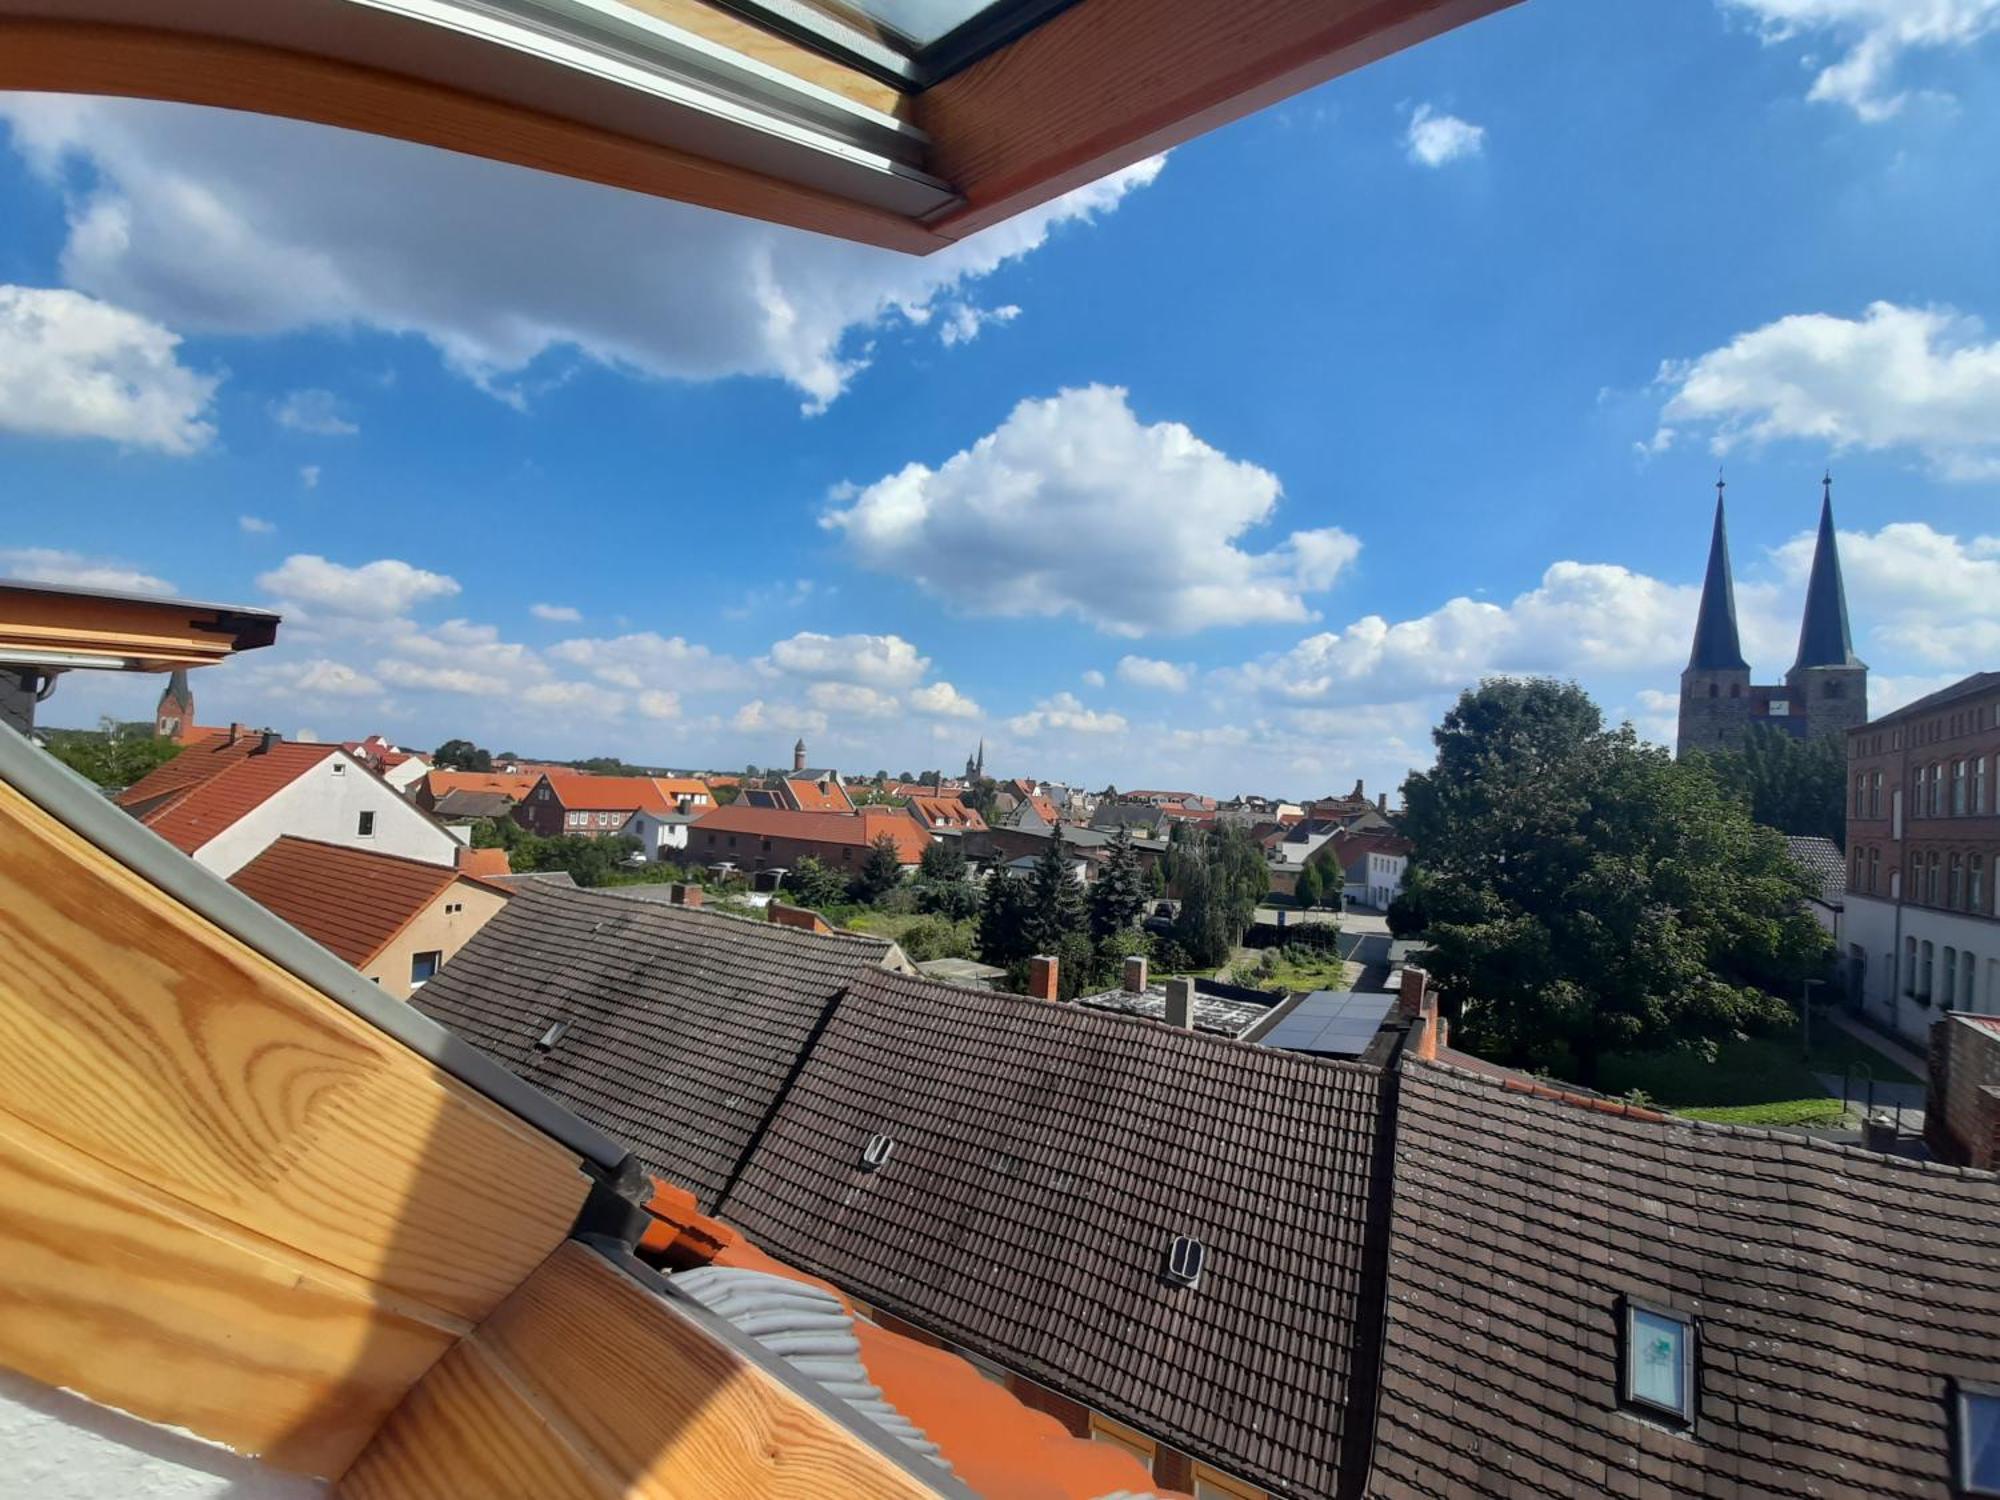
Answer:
765, 631, 930, 689
823, 385, 1360, 636
1117, 656, 1191, 692
1721, 0, 2000, 119
269, 387, 358, 436
1652, 301, 2000, 478
0, 94, 1159, 413
0, 545, 176, 595
530, 603, 582, 623
0, 285, 216, 453
1404, 104, 1486, 166
257, 554, 462, 620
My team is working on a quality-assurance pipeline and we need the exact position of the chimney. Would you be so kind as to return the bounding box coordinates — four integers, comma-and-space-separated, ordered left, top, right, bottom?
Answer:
1413, 1010, 1441, 1063
1352, 778, 1364, 800
768, 902, 831, 935
228, 722, 246, 744
1026, 955, 1059, 1002
1377, 791, 1387, 813
668, 882, 703, 908
1122, 955, 1149, 994
1397, 965, 1430, 1020
256, 729, 280, 755
1164, 976, 1195, 1030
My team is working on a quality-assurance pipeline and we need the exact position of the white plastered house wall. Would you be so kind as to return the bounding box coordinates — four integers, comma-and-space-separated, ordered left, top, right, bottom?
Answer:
191, 752, 461, 877
1844, 890, 2000, 1047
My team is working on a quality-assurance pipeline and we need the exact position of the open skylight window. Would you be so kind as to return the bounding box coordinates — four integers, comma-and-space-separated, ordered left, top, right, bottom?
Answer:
706, 0, 1079, 85
1620, 1300, 1695, 1425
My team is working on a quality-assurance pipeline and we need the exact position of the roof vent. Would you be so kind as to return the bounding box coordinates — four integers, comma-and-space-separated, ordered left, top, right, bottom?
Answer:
1163, 1234, 1204, 1289
861, 1132, 894, 1171
535, 1019, 571, 1052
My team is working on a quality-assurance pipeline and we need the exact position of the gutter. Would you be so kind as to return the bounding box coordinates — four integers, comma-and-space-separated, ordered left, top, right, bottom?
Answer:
0, 719, 631, 1174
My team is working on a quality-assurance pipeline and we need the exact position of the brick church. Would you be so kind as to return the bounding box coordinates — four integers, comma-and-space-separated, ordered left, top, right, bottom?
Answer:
1677, 476, 1867, 756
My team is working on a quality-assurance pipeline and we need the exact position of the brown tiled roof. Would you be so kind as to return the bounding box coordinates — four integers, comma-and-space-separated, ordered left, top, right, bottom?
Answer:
124, 740, 339, 853
540, 771, 676, 814
114, 727, 255, 812
227, 836, 477, 968
419, 769, 541, 802
413, 883, 896, 1209
1372, 1061, 2000, 1500
719, 969, 1391, 1498
906, 795, 985, 830
781, 774, 854, 812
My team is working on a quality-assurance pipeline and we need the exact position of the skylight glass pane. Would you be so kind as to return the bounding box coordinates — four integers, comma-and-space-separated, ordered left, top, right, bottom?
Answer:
832, 0, 1004, 46
1966, 1391, 2000, 1494
1627, 1307, 1689, 1418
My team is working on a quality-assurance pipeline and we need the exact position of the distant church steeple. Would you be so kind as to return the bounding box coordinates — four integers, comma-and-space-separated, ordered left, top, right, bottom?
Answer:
965, 738, 985, 781
155, 668, 195, 742
793, 736, 807, 772
1688, 478, 1749, 673
1791, 473, 1861, 672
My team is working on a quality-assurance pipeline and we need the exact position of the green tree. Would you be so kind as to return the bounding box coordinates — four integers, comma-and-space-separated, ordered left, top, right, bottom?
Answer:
1688, 723, 1846, 843
1295, 858, 1326, 911
710, 782, 741, 805
977, 870, 1035, 968
433, 738, 492, 772
852, 833, 907, 904
1024, 828, 1087, 958
963, 776, 999, 820
919, 837, 967, 883
782, 856, 849, 909
46, 721, 184, 789
916, 877, 980, 921
1088, 827, 1146, 939
1400, 678, 1827, 1085
509, 833, 641, 887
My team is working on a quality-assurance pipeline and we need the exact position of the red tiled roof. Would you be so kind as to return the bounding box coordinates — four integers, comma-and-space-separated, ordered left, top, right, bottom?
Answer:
421, 769, 541, 802
782, 775, 853, 813
652, 776, 712, 802
694, 804, 930, 862
541, 771, 675, 815
907, 795, 985, 830
639, 1181, 1175, 1500
1023, 795, 1060, 825
227, 835, 491, 967
127, 741, 339, 854
455, 846, 513, 878
114, 727, 253, 811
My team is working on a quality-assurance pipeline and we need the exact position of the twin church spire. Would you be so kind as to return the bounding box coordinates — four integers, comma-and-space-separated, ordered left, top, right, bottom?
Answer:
1688, 473, 1858, 678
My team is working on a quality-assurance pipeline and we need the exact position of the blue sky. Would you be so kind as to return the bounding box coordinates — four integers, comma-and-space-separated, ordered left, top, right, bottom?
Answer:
4, 0, 1999, 796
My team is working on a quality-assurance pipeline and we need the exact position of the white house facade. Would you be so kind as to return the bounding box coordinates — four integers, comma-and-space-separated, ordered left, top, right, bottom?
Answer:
193, 751, 461, 877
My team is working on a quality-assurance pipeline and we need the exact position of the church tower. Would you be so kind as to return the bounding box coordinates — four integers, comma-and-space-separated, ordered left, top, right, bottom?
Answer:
155, 668, 195, 742
965, 738, 985, 781
1785, 474, 1867, 741
793, 736, 808, 772
1677, 480, 1753, 756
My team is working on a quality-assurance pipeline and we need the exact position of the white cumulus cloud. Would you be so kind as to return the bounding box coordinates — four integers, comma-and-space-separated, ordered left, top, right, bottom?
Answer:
0, 285, 216, 453
0, 94, 1161, 412
238, 515, 276, 535
908, 680, 982, 718
1721, 0, 2000, 120
258, 554, 461, 619
269, 387, 357, 436
823, 385, 1359, 636
1652, 301, 2000, 478
1117, 655, 1191, 692
1007, 692, 1129, 737
766, 631, 929, 688
1404, 104, 1486, 167
0, 546, 175, 595
530, 602, 582, 623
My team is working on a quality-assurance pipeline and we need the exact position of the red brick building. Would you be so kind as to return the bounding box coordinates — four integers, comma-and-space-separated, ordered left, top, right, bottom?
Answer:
513, 770, 677, 838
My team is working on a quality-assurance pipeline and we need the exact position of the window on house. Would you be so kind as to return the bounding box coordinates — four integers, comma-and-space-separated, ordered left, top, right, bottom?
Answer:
1977, 756, 1989, 815
331, 760, 344, 775
1934, 764, 1946, 816
357, 811, 375, 837
1872, 770, 1883, 817
1929, 852, 1942, 905
1905, 936, 1918, 996
1621, 1300, 1695, 1425
410, 951, 442, 987
1852, 774, 1865, 818
1191, 1463, 1264, 1500
1958, 1383, 2000, 1496
1964, 951, 1979, 1011
1921, 941, 1935, 1001
1088, 1414, 1156, 1476
1707, 682, 1717, 699
1944, 948, 1958, 1005
1955, 761, 1968, 815
1953, 854, 1967, 908
1867, 847, 1879, 894
1974, 855, 1987, 915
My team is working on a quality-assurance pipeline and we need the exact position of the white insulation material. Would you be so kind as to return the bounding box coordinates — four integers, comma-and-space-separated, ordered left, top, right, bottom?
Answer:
0, 1368, 329, 1500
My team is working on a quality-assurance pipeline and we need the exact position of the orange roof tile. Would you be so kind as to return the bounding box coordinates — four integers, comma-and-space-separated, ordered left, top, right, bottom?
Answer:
228, 836, 491, 968
421, 769, 542, 802
694, 804, 931, 863
907, 795, 985, 831
130, 741, 340, 854
639, 1181, 1176, 1500
782, 775, 854, 813
541, 771, 677, 815
114, 727, 255, 812
652, 776, 713, 801
455, 846, 513, 878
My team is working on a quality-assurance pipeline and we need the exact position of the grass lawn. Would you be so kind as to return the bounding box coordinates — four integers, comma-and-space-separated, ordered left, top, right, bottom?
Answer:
1595, 1024, 1921, 1126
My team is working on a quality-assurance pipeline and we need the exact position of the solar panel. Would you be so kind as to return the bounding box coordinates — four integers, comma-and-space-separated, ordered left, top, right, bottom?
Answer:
1259, 990, 1395, 1056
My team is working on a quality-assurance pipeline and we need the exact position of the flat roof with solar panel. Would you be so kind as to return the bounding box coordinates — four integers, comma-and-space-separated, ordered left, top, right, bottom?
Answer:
1251, 989, 1397, 1058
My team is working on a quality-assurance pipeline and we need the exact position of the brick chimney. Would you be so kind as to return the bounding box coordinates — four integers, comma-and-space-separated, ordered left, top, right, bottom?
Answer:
769, 902, 831, 935
1164, 976, 1195, 1030
667, 882, 703, 908
1122, 955, 1149, 994
1397, 965, 1430, 1020
1413, 1008, 1441, 1062
227, 722, 246, 745
256, 729, 280, 754
1377, 791, 1387, 813
1027, 955, 1059, 1001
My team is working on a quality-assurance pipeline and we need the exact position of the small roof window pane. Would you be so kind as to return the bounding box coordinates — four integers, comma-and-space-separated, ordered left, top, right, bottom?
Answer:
1963, 1385, 2000, 1496
1623, 1302, 1693, 1423
827, 0, 1009, 47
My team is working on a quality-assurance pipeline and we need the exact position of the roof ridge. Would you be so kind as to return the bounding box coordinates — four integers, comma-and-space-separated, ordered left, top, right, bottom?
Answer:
265, 833, 464, 882
1415, 1057, 2000, 1181
546, 882, 895, 951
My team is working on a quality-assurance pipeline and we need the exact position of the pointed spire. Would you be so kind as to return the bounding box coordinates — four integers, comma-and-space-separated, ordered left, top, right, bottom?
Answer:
1688, 478, 1749, 672
1792, 473, 1861, 671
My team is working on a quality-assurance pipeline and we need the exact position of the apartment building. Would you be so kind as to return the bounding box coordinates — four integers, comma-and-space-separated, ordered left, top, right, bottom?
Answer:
1843, 671, 2000, 1045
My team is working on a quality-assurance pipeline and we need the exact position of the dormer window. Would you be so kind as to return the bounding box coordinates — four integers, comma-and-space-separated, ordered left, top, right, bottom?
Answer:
1620, 1299, 1695, 1425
